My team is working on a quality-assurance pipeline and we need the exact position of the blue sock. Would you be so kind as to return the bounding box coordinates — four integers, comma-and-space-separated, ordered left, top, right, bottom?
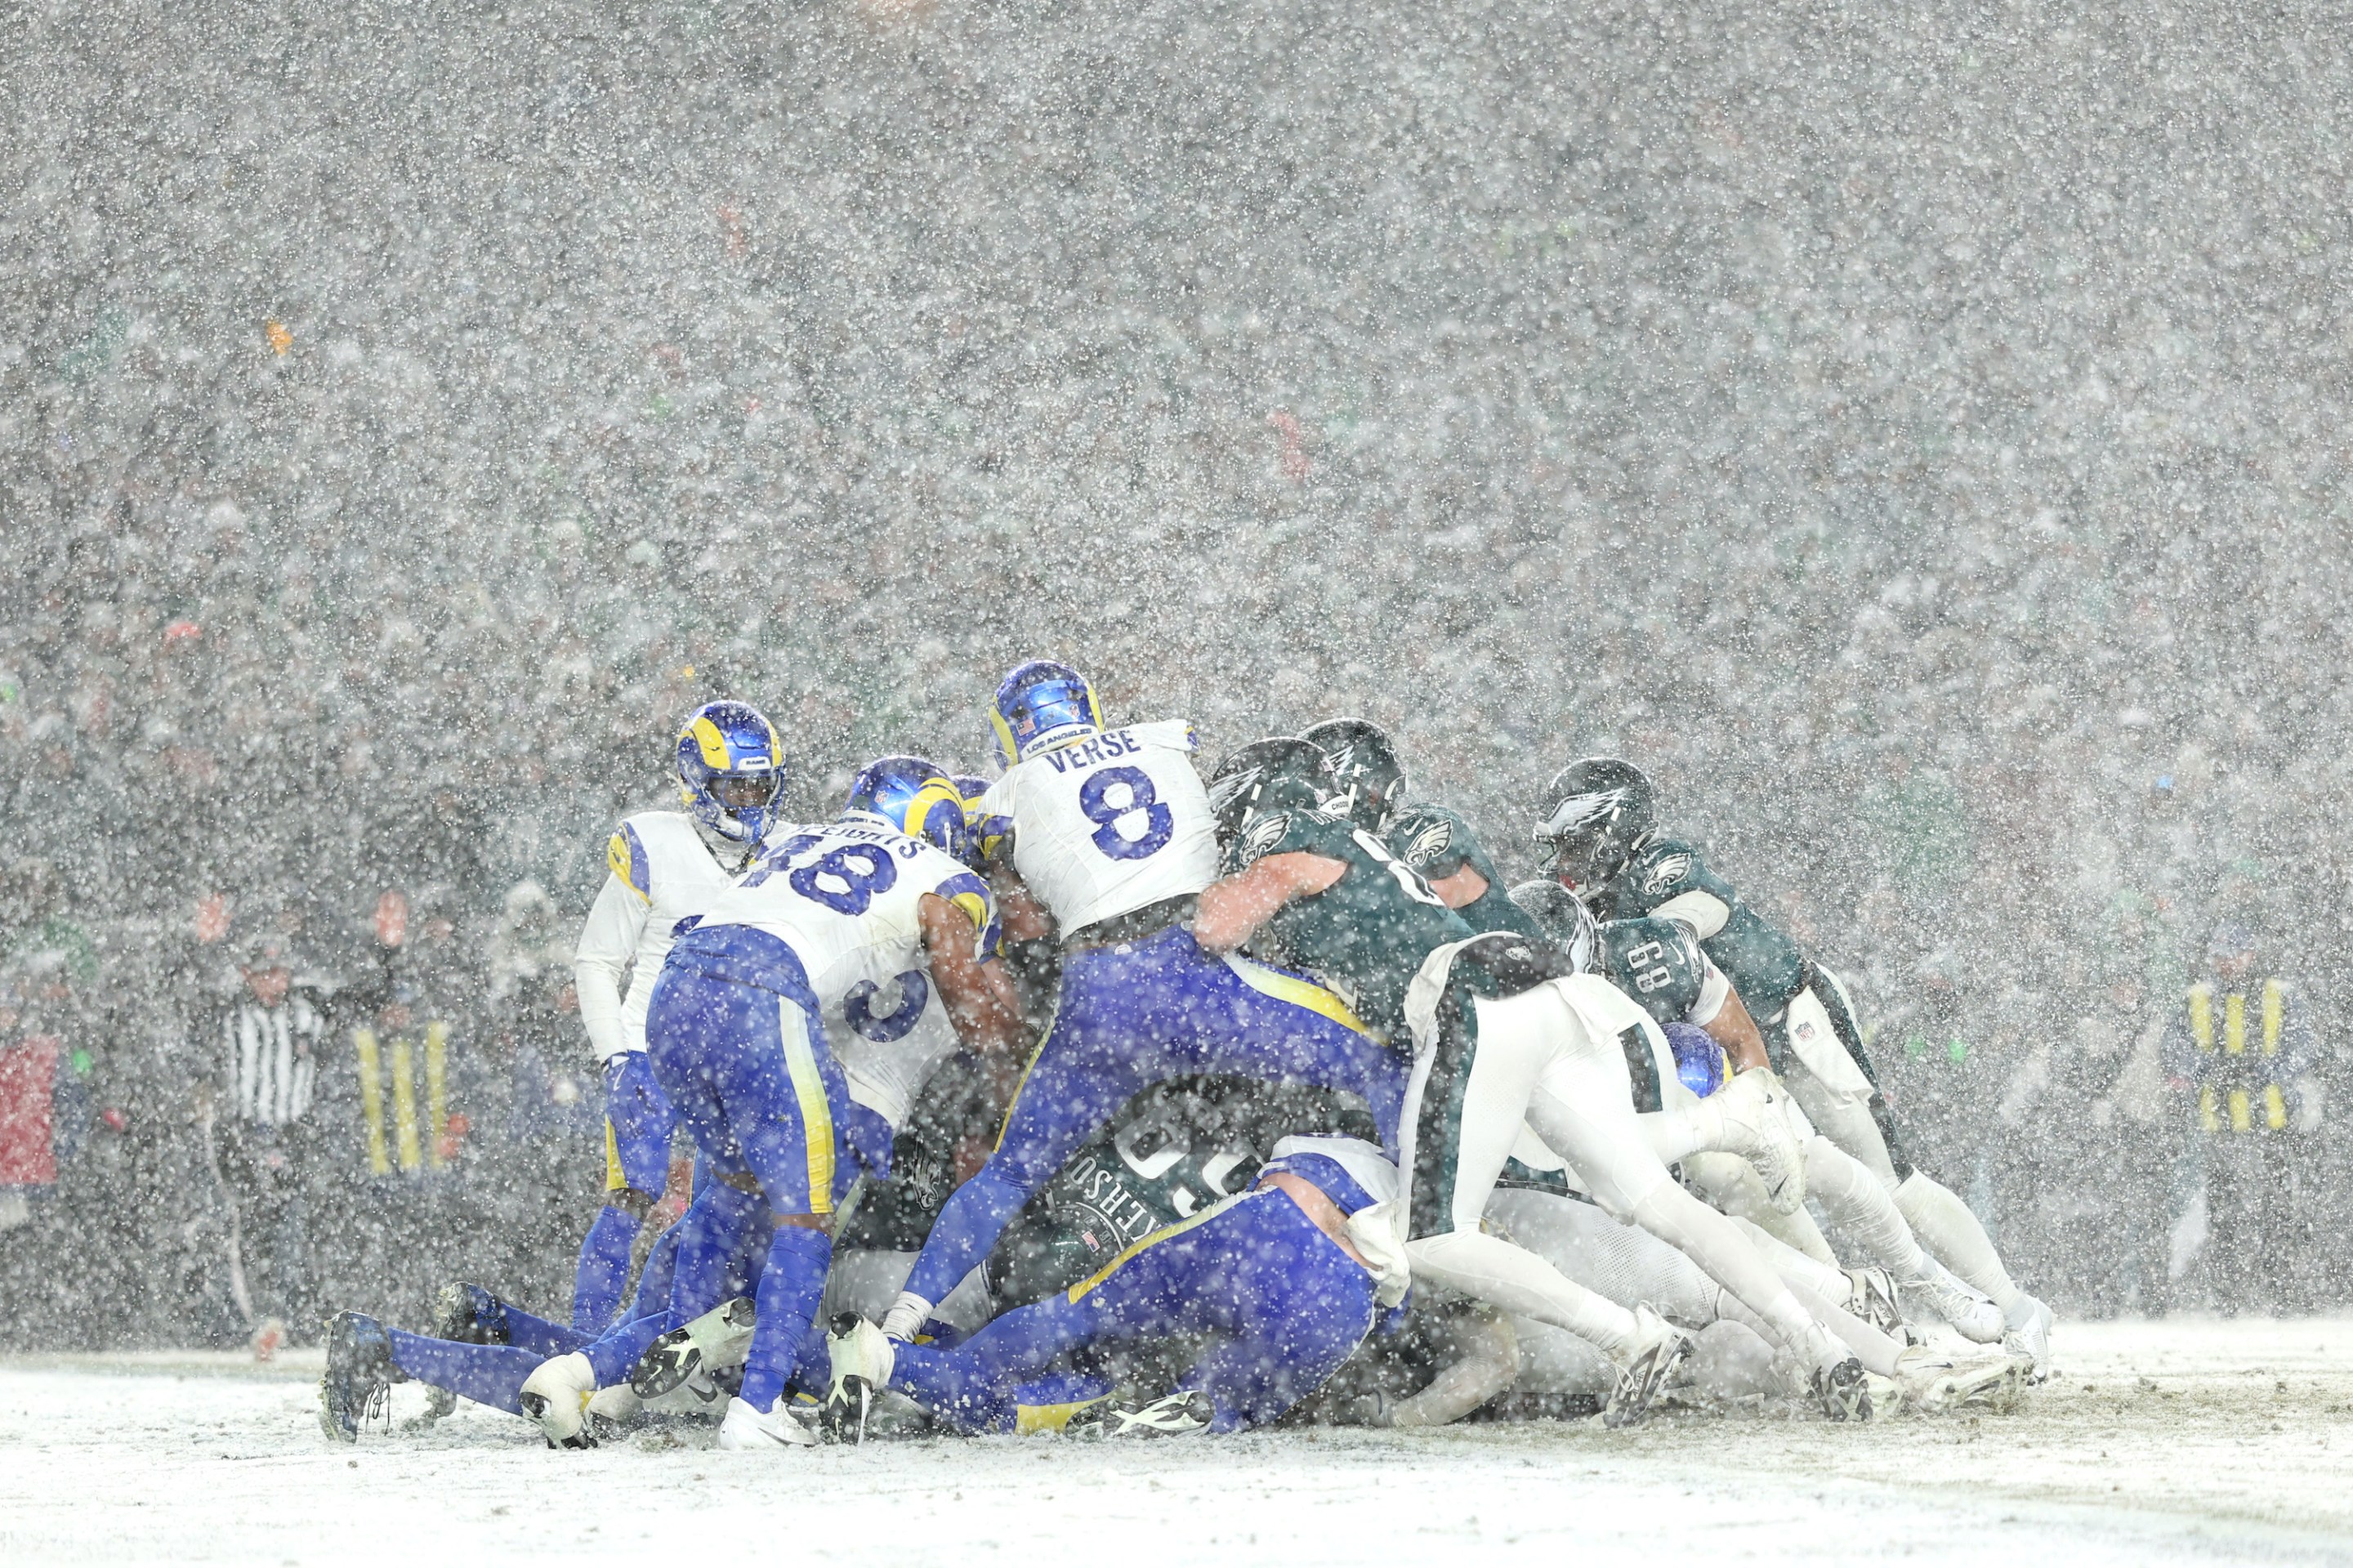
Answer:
583, 1184, 760, 1388
623, 1222, 683, 1322
572, 1204, 642, 1334
496, 1306, 587, 1360
739, 1226, 831, 1414
386, 1328, 545, 1416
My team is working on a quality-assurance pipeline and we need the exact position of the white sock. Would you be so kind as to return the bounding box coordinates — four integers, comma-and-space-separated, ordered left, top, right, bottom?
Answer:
1808, 1138, 1931, 1279
1406, 1229, 1641, 1361
1895, 1171, 2022, 1309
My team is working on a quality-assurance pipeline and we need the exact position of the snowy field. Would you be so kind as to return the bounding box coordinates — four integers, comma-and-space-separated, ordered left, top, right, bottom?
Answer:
4, 1318, 2351, 1567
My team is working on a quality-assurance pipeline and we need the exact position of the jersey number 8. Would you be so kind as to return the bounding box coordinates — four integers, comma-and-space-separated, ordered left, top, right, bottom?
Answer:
1079, 766, 1175, 860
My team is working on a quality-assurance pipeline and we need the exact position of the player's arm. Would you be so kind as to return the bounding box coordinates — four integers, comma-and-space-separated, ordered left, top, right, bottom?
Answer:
918, 892, 1026, 1058
1425, 864, 1489, 910
1194, 851, 1349, 952
989, 863, 1056, 945
1689, 953, 1770, 1074
574, 869, 650, 1064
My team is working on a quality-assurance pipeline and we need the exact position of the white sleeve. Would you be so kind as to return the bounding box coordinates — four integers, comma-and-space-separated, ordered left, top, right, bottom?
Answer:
574, 874, 650, 1064
1649, 888, 1732, 940
1689, 954, 1732, 1029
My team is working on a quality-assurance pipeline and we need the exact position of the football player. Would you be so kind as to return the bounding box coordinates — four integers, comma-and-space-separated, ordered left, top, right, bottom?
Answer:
885, 662, 1406, 1345
520, 756, 1026, 1450
1194, 737, 1871, 1423
1532, 757, 2053, 1372
568, 701, 787, 1333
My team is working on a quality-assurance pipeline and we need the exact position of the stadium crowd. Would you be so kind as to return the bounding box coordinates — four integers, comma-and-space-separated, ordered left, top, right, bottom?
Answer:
7, 0, 2353, 1351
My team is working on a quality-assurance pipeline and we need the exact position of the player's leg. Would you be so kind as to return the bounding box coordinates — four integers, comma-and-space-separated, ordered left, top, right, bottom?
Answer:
1681, 1150, 1839, 1263
892, 943, 1171, 1324
1396, 990, 1675, 1418
1505, 984, 1865, 1416
1191, 943, 1409, 1141
573, 1053, 676, 1333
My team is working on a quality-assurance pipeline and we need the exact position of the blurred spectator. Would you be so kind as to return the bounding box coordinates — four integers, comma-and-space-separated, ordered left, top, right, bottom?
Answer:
2163, 923, 2325, 1313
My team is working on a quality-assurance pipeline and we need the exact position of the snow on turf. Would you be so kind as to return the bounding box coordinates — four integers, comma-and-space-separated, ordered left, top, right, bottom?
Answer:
4, 1318, 2352, 1567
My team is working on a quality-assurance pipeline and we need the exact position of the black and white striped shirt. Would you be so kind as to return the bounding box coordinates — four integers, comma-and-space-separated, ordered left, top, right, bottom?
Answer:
221, 997, 323, 1127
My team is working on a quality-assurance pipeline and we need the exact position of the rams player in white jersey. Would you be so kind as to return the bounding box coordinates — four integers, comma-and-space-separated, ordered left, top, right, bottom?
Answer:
522, 756, 1028, 1450
565, 701, 786, 1333
883, 661, 1408, 1343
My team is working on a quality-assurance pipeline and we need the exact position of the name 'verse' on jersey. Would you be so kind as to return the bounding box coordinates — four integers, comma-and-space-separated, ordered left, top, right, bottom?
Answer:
693, 817, 997, 1128
977, 720, 1218, 934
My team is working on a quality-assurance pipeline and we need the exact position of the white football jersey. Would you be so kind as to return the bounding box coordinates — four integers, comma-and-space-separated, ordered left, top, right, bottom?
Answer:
574, 811, 748, 1064
976, 720, 1218, 934
694, 816, 997, 1128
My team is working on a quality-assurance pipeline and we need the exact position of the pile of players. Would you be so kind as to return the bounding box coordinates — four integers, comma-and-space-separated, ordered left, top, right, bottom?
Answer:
318, 660, 2053, 1448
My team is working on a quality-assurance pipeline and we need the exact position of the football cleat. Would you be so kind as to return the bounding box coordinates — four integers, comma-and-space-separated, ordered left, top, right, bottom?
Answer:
2002, 1293, 2055, 1383
823, 1313, 897, 1445
517, 1352, 600, 1450
1898, 1258, 2006, 1345
717, 1394, 818, 1450
319, 1312, 404, 1444
1843, 1266, 1909, 1340
629, 1296, 756, 1410
1709, 1068, 1806, 1215
1604, 1305, 1692, 1430
1067, 1388, 1215, 1439
1891, 1346, 2027, 1415
419, 1281, 511, 1419
1812, 1355, 1872, 1423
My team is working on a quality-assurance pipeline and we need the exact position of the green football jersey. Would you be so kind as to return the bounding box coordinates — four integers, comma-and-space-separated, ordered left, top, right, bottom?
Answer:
1226, 805, 1476, 1042
1586, 838, 1810, 1024
1383, 802, 1547, 945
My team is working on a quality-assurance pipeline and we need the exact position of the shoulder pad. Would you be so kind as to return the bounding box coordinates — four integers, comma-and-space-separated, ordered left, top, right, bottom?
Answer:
1629, 840, 1703, 900
1131, 718, 1199, 753
1388, 805, 1456, 870
608, 823, 652, 901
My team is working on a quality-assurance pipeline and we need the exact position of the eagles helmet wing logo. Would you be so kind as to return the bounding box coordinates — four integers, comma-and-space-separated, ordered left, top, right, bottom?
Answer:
1239, 811, 1292, 864
1400, 815, 1453, 868
1641, 851, 1693, 896
1538, 787, 1632, 842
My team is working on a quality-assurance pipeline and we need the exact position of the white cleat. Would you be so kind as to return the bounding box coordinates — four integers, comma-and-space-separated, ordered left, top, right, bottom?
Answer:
1898, 1257, 2006, 1344
1892, 1345, 2026, 1414
629, 1295, 756, 1410
1604, 1305, 1692, 1429
824, 1314, 898, 1444
1711, 1068, 1807, 1215
717, 1394, 818, 1450
517, 1352, 600, 1450
2002, 1293, 2055, 1383
1843, 1266, 1907, 1339
585, 1383, 642, 1427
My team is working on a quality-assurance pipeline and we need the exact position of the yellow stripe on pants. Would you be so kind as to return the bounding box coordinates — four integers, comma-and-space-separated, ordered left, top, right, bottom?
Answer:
391, 1037, 422, 1173
778, 998, 836, 1214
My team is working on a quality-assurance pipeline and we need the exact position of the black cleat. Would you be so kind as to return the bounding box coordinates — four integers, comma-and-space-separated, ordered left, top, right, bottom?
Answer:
419, 1283, 511, 1419
1068, 1389, 1215, 1439
1603, 1306, 1691, 1429
1814, 1355, 1872, 1423
319, 1312, 404, 1444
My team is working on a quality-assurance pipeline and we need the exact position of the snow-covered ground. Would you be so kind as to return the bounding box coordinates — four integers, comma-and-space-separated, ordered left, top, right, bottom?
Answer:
4, 1318, 2351, 1567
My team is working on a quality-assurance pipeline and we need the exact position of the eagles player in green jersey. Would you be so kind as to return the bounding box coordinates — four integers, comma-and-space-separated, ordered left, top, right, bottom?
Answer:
1533, 758, 2052, 1376
1197, 738, 1869, 1423
1302, 718, 1547, 944
1510, 885, 2011, 1347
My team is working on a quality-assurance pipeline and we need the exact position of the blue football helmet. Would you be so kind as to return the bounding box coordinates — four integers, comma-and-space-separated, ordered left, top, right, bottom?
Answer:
843, 756, 970, 861
989, 659, 1103, 766
676, 700, 785, 847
